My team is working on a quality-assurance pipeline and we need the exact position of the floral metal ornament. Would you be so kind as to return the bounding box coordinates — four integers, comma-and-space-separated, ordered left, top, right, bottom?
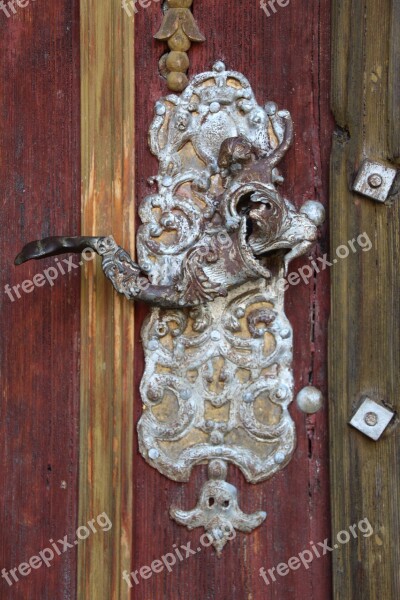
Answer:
155, 0, 205, 92
16, 62, 325, 554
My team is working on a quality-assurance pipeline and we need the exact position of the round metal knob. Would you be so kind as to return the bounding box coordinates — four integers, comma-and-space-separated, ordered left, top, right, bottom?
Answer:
296, 386, 324, 414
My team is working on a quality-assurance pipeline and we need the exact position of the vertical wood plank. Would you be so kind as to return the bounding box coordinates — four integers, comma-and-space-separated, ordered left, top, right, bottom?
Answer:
0, 1, 80, 598
389, 0, 400, 163
78, 2, 135, 598
330, 0, 400, 598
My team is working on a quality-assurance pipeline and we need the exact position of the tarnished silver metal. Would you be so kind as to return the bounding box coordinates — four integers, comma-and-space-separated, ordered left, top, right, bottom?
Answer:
296, 386, 324, 414
350, 398, 394, 441
170, 460, 266, 556
16, 62, 325, 551
353, 159, 397, 203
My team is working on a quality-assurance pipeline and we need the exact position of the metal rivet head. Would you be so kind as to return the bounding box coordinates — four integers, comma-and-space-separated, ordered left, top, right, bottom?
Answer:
180, 388, 192, 400
148, 340, 159, 351
243, 391, 254, 403
280, 328, 291, 339
211, 330, 221, 341
275, 387, 287, 401
213, 61, 225, 72
210, 431, 224, 445
162, 175, 173, 187
274, 452, 286, 464
368, 174, 383, 188
209, 102, 221, 113
148, 448, 160, 460
155, 102, 166, 116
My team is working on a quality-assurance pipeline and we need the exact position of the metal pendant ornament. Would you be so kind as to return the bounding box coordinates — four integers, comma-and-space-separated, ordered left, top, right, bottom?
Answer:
16, 62, 325, 554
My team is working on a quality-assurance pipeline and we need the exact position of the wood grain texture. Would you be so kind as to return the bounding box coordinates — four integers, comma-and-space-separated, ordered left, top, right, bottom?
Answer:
0, 1, 80, 598
330, 0, 400, 598
389, 0, 400, 163
78, 2, 135, 599
132, 1, 333, 599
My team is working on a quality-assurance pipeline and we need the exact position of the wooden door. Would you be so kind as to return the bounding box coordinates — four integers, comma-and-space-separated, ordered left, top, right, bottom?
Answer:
1, 0, 398, 599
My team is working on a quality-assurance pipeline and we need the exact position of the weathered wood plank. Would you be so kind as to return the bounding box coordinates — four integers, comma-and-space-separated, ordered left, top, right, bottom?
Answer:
330, 0, 400, 598
78, 2, 135, 598
0, 1, 80, 598
389, 0, 400, 163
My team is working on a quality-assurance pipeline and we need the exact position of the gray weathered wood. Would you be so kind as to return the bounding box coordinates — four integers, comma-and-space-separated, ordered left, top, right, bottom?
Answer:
330, 0, 400, 598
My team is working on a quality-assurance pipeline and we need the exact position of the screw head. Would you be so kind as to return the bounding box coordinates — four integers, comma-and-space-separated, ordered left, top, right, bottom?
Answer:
364, 411, 378, 427
368, 174, 383, 188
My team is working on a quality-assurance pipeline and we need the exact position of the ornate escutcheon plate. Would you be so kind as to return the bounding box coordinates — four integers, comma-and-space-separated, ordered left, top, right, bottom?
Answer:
135, 62, 324, 553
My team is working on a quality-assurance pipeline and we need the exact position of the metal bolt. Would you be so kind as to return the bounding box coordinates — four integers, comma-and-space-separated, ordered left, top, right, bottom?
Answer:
148, 448, 160, 460
364, 412, 378, 427
368, 174, 383, 188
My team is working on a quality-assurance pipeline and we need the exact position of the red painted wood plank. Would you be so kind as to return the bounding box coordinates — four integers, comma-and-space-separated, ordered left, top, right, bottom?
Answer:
0, 2, 80, 598
133, 1, 333, 599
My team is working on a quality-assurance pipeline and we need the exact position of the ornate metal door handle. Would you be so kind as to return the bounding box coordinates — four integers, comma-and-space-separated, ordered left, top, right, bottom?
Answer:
16, 62, 325, 554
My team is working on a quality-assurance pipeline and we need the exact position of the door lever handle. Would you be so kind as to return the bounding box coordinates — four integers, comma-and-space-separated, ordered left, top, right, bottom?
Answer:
16, 62, 325, 554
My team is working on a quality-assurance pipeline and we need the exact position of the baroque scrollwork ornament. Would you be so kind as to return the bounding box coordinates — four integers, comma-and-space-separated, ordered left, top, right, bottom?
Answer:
16, 62, 325, 554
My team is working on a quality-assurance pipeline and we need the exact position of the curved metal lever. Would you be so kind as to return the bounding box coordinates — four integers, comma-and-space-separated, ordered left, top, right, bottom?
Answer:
15, 236, 103, 265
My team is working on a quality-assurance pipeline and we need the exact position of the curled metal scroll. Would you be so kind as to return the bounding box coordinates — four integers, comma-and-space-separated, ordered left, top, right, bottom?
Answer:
16, 62, 325, 555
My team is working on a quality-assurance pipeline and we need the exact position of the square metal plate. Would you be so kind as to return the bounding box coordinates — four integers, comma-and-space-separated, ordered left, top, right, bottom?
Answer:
349, 398, 395, 441
353, 159, 397, 203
